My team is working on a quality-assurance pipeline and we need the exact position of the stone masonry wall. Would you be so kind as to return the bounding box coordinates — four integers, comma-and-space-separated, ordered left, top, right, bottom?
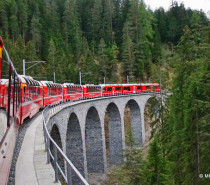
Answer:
46, 94, 154, 180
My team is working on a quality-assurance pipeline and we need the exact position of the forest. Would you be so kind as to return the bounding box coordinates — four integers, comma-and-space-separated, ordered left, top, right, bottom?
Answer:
0, 0, 210, 185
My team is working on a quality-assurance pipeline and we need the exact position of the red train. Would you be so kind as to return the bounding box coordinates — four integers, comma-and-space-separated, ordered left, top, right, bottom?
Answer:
0, 37, 160, 185
0, 76, 160, 125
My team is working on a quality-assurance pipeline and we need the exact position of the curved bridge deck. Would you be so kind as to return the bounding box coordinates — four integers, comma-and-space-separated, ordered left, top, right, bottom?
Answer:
15, 114, 60, 185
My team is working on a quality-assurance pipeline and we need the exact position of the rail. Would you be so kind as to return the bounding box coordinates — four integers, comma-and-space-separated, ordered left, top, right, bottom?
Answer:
42, 104, 89, 185
42, 91, 161, 184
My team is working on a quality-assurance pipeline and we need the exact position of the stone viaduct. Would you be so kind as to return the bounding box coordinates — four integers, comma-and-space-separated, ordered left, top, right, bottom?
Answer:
46, 94, 159, 181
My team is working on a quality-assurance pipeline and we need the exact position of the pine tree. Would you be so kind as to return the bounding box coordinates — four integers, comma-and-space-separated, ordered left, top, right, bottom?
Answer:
97, 38, 108, 81
24, 40, 40, 77
122, 35, 135, 78
102, 0, 114, 45
14, 35, 25, 74
106, 42, 119, 79
166, 26, 204, 185
0, 1, 9, 37
9, 0, 19, 42
146, 135, 174, 185
17, 0, 28, 42
30, 15, 41, 53
87, 0, 103, 45
122, 128, 146, 185
47, 39, 56, 81
63, 0, 82, 62
190, 11, 202, 44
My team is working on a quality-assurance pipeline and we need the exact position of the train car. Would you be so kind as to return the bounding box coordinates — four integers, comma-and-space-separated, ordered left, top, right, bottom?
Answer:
40, 81, 63, 107
100, 84, 123, 96
141, 83, 160, 93
153, 83, 160, 92
132, 84, 142, 93
122, 84, 135, 94
82, 84, 102, 99
18, 75, 43, 124
63, 83, 83, 102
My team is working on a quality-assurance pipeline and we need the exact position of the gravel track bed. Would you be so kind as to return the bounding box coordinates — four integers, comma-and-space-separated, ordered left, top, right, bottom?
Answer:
8, 112, 42, 185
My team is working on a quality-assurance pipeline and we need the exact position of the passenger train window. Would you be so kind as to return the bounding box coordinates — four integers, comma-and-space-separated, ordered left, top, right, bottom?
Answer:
146, 86, 150, 89
124, 87, 130, 91
116, 87, 121, 91
137, 86, 141, 90
107, 87, 112, 91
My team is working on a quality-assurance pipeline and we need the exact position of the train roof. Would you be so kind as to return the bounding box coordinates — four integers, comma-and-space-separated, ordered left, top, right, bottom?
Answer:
140, 83, 159, 85
63, 83, 74, 85
99, 84, 122, 87
99, 83, 159, 86
0, 79, 8, 85
63, 83, 82, 87
83, 84, 101, 87
40, 81, 62, 88
18, 75, 41, 86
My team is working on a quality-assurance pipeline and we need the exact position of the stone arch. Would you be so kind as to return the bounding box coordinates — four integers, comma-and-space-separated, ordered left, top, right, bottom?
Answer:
105, 102, 123, 164
50, 124, 65, 177
124, 99, 142, 146
85, 106, 105, 173
66, 112, 85, 178
143, 96, 159, 144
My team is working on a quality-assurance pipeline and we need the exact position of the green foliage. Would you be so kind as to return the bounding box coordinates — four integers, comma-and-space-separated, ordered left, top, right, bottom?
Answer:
154, 2, 208, 45
1, 2, 209, 184
107, 24, 209, 185
120, 128, 147, 185
163, 25, 210, 185
122, 35, 135, 76
146, 135, 174, 185
1, 0, 207, 84
47, 38, 56, 81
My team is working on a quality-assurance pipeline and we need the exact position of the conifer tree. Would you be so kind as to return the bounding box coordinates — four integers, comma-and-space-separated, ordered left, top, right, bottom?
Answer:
0, 1, 9, 37
17, 0, 28, 42
122, 35, 135, 77
47, 39, 56, 81
14, 35, 25, 73
87, 0, 103, 45
123, 128, 146, 185
106, 42, 119, 79
97, 38, 108, 81
30, 15, 41, 53
9, 0, 19, 42
146, 135, 174, 185
166, 26, 200, 185
102, 0, 114, 45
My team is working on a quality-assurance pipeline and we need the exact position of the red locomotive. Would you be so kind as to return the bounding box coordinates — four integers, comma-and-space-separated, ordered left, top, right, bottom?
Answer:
0, 37, 160, 185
